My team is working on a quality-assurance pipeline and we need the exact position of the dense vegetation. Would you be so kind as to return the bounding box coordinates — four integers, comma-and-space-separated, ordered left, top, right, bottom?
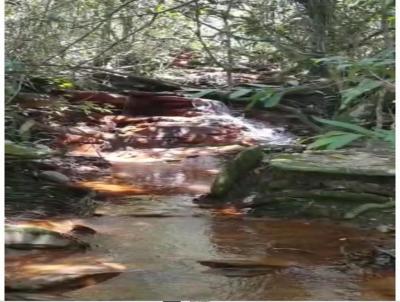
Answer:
4, 2, 396, 299
5, 0, 395, 152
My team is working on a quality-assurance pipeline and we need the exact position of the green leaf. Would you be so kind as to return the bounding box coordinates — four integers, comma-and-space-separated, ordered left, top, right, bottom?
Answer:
5, 141, 53, 158
154, 3, 165, 13
320, 131, 353, 137
340, 79, 382, 109
307, 136, 342, 149
262, 91, 284, 108
229, 88, 253, 99
307, 133, 363, 150
326, 133, 363, 150
373, 129, 395, 144
19, 119, 35, 141
189, 89, 216, 98
313, 117, 377, 136
245, 88, 274, 110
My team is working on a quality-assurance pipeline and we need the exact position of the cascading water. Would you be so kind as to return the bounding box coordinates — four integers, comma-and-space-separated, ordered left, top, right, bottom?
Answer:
192, 98, 295, 145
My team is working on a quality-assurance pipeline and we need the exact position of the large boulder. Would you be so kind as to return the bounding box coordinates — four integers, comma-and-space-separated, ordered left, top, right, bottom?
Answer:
209, 147, 264, 198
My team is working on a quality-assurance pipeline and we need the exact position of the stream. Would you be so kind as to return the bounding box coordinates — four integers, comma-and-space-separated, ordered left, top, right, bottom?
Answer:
5, 96, 394, 300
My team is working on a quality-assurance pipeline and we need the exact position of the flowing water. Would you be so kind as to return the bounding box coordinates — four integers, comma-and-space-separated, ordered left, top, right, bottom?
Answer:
5, 98, 394, 300
59, 215, 392, 301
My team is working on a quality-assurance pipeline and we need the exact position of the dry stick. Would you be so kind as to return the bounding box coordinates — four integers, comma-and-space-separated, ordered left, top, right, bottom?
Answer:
375, 90, 385, 129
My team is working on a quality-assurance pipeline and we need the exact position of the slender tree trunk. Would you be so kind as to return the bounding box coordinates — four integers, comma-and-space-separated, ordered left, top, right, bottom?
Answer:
223, 0, 235, 88
223, 15, 233, 88
304, 0, 336, 76
381, 1, 391, 48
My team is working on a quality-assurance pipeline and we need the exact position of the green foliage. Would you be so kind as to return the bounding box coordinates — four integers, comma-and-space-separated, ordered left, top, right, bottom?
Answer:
308, 49, 395, 151
18, 119, 36, 141
315, 49, 394, 111
307, 117, 395, 150
5, 59, 25, 73
5, 0, 394, 81
185, 84, 307, 110
5, 140, 55, 159
189, 89, 218, 98
307, 132, 363, 150
340, 79, 382, 110
53, 78, 75, 89
246, 88, 284, 109
228, 88, 253, 99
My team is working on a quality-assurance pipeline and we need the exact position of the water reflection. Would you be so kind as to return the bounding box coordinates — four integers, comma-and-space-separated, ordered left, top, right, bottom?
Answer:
78, 153, 222, 196
61, 216, 393, 301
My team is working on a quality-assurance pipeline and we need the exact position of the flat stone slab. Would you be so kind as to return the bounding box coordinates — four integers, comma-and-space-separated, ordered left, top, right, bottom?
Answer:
6, 252, 125, 292
270, 149, 395, 177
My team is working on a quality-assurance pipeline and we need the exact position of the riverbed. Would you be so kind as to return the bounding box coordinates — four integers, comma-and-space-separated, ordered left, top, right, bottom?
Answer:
5, 96, 394, 300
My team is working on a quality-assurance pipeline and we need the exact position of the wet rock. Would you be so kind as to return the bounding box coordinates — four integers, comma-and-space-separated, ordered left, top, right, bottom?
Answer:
199, 258, 299, 277
265, 150, 395, 206
70, 224, 97, 235
210, 147, 264, 197
270, 150, 395, 176
39, 171, 70, 184
5, 253, 125, 292
5, 224, 89, 250
199, 258, 299, 269
207, 149, 395, 225
376, 225, 395, 233
6, 292, 66, 301
5, 141, 54, 159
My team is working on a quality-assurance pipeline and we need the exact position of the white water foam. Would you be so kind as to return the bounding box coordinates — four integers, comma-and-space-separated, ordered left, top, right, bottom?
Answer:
192, 98, 294, 145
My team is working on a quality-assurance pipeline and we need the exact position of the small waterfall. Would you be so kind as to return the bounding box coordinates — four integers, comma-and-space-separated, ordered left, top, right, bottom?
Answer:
192, 98, 231, 115
191, 98, 294, 145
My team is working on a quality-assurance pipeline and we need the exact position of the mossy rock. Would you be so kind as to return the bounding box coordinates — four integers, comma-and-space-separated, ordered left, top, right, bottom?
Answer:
270, 150, 395, 177
210, 147, 264, 198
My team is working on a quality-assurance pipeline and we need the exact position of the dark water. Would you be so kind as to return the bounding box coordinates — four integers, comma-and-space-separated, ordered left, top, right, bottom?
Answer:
5, 110, 395, 300
59, 215, 393, 300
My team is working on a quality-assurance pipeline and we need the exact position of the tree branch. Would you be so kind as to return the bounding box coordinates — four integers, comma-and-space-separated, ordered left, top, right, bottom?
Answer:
42, 0, 140, 63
